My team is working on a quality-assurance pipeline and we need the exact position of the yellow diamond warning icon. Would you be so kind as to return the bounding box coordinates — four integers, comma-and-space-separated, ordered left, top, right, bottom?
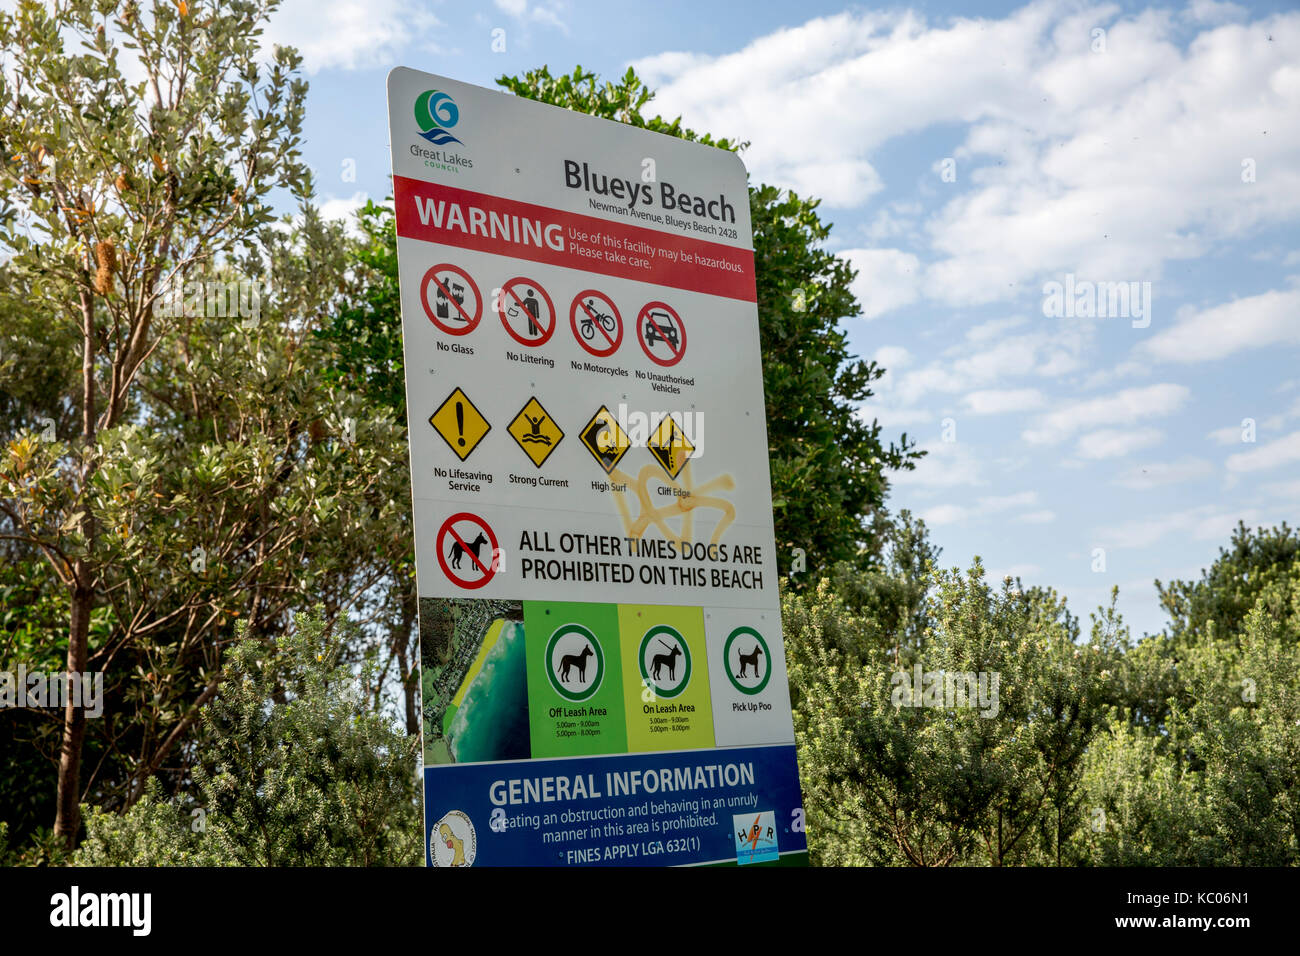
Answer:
579, 405, 631, 474
429, 387, 491, 461
507, 396, 564, 467
647, 414, 695, 479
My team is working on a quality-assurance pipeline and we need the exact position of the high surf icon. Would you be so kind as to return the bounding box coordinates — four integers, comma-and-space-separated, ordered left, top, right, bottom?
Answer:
415, 89, 463, 145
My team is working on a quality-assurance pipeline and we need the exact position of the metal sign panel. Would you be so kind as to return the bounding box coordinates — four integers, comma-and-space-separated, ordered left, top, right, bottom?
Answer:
388, 67, 806, 866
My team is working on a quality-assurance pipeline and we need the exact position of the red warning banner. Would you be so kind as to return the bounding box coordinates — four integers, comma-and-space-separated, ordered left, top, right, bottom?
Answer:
394, 176, 757, 302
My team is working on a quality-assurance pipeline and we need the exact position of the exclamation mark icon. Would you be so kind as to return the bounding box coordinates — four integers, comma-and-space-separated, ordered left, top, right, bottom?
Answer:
456, 401, 466, 448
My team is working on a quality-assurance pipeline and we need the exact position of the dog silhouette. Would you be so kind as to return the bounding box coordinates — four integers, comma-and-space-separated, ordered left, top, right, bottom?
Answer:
651, 641, 682, 682
448, 532, 490, 571
558, 645, 594, 683
736, 645, 764, 678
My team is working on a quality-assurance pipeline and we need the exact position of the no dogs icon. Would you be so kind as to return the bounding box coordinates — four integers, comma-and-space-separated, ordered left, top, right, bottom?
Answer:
436, 512, 500, 590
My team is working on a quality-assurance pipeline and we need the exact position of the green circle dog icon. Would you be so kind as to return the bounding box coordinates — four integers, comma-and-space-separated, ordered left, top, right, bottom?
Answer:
546, 624, 604, 702
724, 626, 771, 696
638, 625, 692, 699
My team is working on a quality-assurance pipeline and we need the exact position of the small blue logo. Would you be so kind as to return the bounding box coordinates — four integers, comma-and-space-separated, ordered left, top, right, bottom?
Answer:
733, 810, 779, 865
415, 89, 462, 146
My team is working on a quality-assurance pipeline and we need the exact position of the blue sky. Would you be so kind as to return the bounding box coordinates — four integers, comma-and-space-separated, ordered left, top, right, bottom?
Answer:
275, 0, 1300, 639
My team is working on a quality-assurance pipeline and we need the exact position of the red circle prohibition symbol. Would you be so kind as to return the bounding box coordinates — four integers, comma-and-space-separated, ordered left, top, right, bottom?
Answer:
421, 264, 483, 336
569, 290, 623, 358
497, 277, 557, 347
636, 301, 686, 367
436, 512, 500, 590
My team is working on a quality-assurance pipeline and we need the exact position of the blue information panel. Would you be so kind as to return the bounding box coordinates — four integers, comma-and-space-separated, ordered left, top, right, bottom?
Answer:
425, 744, 806, 866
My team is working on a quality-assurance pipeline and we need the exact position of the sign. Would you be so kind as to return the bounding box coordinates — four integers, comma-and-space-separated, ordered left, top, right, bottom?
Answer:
646, 414, 695, 479
579, 405, 631, 475
436, 512, 499, 590
388, 67, 805, 868
497, 277, 556, 347
570, 289, 623, 357
507, 396, 564, 468
422, 263, 482, 335
429, 387, 490, 461
636, 301, 686, 366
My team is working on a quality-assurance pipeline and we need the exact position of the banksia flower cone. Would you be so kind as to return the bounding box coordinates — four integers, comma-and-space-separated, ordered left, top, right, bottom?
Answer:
94, 238, 118, 296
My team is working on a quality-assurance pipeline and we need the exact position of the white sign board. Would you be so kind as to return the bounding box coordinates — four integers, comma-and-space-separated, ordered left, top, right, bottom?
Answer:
388, 67, 805, 867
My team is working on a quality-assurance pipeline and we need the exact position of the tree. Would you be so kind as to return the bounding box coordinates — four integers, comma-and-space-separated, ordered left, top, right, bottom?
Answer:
1083, 541, 1300, 865
785, 515, 1124, 866
0, 0, 412, 851
313, 198, 420, 734
75, 610, 422, 866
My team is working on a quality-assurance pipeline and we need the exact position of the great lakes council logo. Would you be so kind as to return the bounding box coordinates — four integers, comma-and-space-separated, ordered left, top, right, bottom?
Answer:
415, 89, 463, 146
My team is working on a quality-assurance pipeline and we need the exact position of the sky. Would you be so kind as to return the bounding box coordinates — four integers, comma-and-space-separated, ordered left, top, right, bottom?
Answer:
244, 0, 1299, 638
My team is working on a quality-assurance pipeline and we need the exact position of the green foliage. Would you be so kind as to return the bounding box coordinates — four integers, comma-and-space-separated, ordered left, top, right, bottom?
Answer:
788, 519, 1300, 866
75, 611, 421, 866
0, 0, 420, 848
787, 531, 1123, 866
314, 198, 407, 416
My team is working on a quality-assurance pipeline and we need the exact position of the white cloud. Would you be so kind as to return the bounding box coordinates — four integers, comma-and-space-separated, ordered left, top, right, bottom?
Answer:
1097, 504, 1262, 549
919, 490, 1038, 526
1262, 395, 1300, 431
1016, 510, 1057, 524
920, 503, 970, 526
843, 248, 922, 319
892, 440, 985, 490
1185, 0, 1247, 25
493, 0, 569, 31
312, 191, 371, 236
1023, 384, 1189, 445
1263, 479, 1300, 500
989, 563, 1043, 583
1225, 429, 1300, 474
873, 345, 913, 370
264, 0, 443, 72
965, 317, 1030, 344
1114, 456, 1214, 488
980, 491, 1039, 511
1208, 423, 1250, 445
1076, 427, 1164, 460
633, 5, 1300, 308
1141, 288, 1300, 363
859, 403, 933, 429
891, 320, 1093, 406
962, 388, 1047, 415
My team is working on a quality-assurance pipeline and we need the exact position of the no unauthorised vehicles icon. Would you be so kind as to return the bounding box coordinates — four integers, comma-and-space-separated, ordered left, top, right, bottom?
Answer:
637, 301, 686, 367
